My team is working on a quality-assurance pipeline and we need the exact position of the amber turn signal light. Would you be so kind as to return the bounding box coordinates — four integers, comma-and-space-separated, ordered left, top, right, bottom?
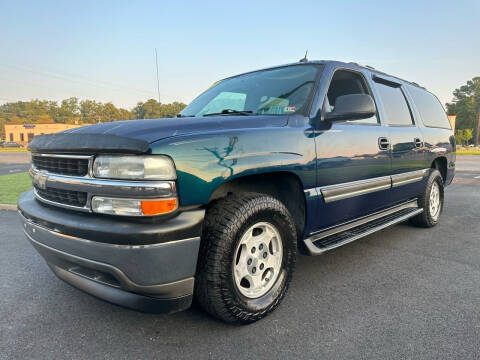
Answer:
141, 198, 178, 216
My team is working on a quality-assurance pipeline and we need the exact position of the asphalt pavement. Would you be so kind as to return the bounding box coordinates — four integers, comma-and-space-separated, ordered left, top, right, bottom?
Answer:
1, 157, 480, 359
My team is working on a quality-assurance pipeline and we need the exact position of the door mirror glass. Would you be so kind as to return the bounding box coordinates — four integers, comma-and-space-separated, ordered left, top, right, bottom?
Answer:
325, 94, 376, 122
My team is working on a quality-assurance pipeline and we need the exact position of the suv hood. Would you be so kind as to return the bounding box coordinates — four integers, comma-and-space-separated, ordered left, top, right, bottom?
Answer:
64, 115, 289, 143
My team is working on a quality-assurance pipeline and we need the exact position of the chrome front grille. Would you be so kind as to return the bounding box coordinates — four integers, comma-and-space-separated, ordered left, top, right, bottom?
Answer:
32, 154, 90, 177
34, 186, 88, 208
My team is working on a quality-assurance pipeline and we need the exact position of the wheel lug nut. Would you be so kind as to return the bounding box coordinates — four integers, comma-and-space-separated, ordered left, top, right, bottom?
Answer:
252, 267, 256, 274
259, 244, 263, 250
265, 277, 269, 282
247, 259, 252, 265
260, 263, 264, 270
263, 252, 267, 258
251, 247, 256, 254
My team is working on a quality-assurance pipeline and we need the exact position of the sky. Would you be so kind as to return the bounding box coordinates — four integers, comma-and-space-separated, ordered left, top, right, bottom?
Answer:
0, 0, 478, 109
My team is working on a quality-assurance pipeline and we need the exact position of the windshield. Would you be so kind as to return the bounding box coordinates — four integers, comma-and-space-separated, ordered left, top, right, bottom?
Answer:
179, 64, 322, 117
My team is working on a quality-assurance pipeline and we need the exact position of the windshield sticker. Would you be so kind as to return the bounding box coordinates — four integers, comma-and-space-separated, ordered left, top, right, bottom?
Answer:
284, 106, 296, 113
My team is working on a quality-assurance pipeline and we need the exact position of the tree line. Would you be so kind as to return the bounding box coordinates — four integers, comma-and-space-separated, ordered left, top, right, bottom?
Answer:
1, 77, 479, 146
446, 77, 480, 146
0, 98, 186, 138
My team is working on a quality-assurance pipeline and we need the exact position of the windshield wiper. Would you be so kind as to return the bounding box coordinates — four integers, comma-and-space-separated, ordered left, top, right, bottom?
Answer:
202, 109, 254, 117
177, 114, 195, 118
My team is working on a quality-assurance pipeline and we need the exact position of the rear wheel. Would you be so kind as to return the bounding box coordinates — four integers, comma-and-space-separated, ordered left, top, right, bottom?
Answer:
410, 169, 444, 228
195, 193, 296, 324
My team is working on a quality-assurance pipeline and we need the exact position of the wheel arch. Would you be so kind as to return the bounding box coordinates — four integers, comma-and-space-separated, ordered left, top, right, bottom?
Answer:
431, 156, 447, 182
207, 171, 306, 240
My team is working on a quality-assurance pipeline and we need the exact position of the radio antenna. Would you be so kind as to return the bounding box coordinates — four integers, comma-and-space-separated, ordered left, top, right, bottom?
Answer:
299, 50, 308, 62
154, 48, 161, 104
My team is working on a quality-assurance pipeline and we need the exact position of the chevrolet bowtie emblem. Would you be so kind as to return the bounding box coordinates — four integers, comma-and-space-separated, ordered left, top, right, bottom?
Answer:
33, 172, 48, 190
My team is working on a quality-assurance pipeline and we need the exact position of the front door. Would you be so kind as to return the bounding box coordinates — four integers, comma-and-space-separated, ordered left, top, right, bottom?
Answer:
312, 68, 392, 231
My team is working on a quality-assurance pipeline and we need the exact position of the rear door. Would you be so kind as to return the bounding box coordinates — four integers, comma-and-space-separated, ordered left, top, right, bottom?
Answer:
371, 75, 427, 203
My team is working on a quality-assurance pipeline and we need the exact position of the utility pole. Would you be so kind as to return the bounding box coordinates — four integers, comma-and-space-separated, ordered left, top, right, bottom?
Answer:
155, 48, 161, 104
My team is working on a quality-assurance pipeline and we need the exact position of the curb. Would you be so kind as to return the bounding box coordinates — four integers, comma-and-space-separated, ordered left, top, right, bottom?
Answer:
0, 204, 17, 211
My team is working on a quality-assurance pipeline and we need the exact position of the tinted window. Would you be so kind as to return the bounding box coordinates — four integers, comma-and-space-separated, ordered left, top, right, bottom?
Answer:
375, 83, 413, 126
180, 65, 321, 117
407, 85, 451, 129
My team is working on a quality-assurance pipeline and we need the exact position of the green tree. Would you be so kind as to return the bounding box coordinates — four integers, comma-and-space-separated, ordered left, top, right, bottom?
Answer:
101, 102, 121, 122
0, 97, 184, 125
132, 99, 186, 119
464, 128, 473, 145
446, 77, 480, 146
58, 97, 80, 123
159, 101, 187, 118
80, 100, 102, 124
455, 129, 464, 145
37, 114, 54, 124
0, 117, 6, 140
133, 101, 147, 119
9, 115, 23, 124
143, 99, 162, 118
118, 108, 133, 120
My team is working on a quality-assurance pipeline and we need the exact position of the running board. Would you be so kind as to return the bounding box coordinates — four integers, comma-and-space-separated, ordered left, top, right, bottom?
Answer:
303, 200, 423, 255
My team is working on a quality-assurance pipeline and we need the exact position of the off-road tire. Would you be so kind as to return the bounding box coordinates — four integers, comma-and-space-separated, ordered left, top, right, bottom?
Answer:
195, 193, 297, 324
410, 169, 444, 228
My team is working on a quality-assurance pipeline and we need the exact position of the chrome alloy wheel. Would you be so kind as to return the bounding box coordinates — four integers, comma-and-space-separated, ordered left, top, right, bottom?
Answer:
233, 222, 283, 299
429, 181, 441, 220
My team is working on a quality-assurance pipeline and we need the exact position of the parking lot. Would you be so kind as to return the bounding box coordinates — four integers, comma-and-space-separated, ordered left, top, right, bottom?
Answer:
1, 155, 479, 359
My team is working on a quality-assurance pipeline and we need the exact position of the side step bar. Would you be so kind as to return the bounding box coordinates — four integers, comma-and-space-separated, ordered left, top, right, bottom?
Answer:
303, 200, 423, 255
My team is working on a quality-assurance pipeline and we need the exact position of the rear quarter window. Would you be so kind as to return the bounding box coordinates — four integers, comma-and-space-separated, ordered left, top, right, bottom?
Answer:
407, 85, 451, 129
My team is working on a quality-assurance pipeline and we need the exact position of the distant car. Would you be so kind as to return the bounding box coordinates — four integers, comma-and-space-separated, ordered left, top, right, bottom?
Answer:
1, 141, 23, 148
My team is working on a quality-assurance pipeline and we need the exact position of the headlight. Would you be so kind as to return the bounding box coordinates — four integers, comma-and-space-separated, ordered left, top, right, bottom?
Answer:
91, 196, 178, 216
93, 155, 176, 180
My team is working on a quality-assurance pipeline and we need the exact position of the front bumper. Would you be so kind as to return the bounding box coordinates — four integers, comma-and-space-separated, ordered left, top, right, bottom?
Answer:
18, 191, 204, 313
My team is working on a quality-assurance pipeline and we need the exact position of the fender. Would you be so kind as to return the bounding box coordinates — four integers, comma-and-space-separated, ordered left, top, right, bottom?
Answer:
150, 121, 317, 206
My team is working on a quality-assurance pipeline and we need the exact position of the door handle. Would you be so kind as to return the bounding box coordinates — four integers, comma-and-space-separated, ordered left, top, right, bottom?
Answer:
378, 137, 390, 150
414, 138, 423, 148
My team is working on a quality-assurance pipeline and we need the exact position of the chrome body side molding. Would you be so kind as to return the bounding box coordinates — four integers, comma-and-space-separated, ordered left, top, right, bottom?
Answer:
321, 176, 391, 203
319, 168, 429, 203
391, 169, 429, 187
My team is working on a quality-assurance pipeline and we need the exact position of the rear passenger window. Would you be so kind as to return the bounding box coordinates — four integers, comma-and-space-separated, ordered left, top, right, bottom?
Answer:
375, 83, 413, 126
407, 85, 451, 129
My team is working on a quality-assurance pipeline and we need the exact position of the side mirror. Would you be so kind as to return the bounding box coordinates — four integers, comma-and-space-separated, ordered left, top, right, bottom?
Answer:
325, 94, 376, 122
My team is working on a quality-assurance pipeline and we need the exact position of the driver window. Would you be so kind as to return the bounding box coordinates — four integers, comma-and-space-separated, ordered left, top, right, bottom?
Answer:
325, 70, 378, 124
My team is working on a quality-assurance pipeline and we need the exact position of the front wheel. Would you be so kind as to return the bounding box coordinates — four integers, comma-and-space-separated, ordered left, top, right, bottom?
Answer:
195, 193, 297, 324
410, 169, 444, 228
